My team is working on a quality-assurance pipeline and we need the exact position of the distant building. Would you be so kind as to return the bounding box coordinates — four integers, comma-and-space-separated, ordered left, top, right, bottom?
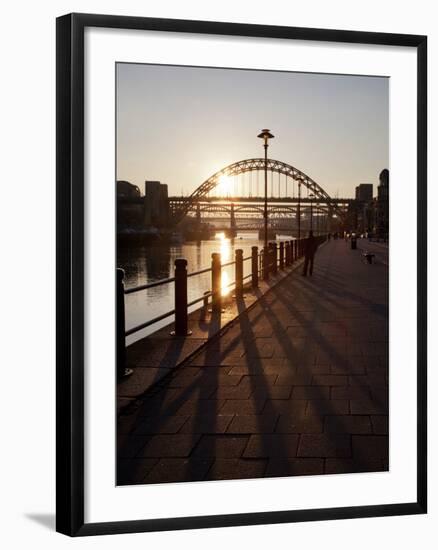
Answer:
144, 181, 170, 228
355, 183, 373, 202
117, 180, 141, 198
376, 169, 389, 237
353, 184, 374, 233
116, 180, 143, 229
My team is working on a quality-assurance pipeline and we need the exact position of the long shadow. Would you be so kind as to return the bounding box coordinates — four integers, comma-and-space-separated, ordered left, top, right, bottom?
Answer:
257, 260, 387, 473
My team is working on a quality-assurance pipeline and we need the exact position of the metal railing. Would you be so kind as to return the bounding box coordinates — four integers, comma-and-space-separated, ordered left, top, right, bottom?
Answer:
117, 235, 328, 377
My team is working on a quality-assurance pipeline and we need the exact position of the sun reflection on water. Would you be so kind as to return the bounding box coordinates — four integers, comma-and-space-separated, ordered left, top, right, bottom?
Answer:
215, 232, 232, 296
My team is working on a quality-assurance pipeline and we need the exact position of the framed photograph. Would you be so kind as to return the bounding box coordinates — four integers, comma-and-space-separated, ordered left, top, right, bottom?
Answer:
56, 13, 427, 536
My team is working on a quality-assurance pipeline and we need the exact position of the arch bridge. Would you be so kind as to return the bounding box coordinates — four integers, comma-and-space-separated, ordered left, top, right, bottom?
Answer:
169, 158, 350, 231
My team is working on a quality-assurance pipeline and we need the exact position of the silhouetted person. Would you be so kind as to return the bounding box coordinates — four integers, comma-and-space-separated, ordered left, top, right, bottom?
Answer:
302, 230, 318, 277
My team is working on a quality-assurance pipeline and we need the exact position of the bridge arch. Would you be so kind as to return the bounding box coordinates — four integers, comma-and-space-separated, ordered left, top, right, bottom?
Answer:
173, 158, 340, 223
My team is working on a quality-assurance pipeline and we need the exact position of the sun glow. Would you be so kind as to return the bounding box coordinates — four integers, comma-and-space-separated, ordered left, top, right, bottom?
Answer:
217, 174, 232, 196
214, 232, 232, 295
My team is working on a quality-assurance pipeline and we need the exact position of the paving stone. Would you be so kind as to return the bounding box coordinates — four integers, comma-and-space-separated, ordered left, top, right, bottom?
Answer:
175, 399, 225, 415
210, 385, 253, 400
298, 434, 351, 458
371, 415, 389, 434
179, 415, 234, 434
206, 459, 267, 480
352, 435, 388, 462
276, 373, 312, 385
136, 434, 201, 458
306, 399, 350, 416
243, 434, 299, 458
350, 398, 387, 415
240, 374, 279, 386
330, 363, 365, 375
132, 415, 189, 435
251, 386, 292, 400
312, 375, 348, 386
226, 414, 278, 434
276, 414, 323, 434
325, 458, 386, 474
324, 415, 372, 434
266, 458, 324, 477
192, 435, 249, 458
331, 386, 371, 400
144, 458, 213, 484
117, 458, 159, 484
292, 386, 331, 400
263, 399, 306, 415
349, 375, 387, 387
220, 399, 266, 415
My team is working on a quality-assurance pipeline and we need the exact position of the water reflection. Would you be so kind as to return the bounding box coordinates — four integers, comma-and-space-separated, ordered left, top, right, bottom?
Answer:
215, 232, 232, 296
118, 232, 292, 344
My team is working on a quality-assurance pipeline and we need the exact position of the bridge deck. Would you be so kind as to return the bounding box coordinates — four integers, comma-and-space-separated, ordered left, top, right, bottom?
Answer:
118, 239, 389, 484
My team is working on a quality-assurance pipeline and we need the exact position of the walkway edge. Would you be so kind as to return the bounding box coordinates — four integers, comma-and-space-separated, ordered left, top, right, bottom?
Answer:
118, 240, 328, 416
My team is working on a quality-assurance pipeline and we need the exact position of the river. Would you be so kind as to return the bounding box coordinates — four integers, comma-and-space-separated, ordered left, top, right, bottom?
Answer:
118, 231, 293, 344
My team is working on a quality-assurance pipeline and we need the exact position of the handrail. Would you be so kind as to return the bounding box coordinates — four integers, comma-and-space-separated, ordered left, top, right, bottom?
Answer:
125, 276, 175, 294
119, 235, 328, 341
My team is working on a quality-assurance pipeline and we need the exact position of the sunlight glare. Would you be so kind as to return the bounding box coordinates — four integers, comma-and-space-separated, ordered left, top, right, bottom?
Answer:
217, 174, 232, 196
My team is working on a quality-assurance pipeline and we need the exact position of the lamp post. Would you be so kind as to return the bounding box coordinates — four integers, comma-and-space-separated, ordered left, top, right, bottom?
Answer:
297, 179, 302, 240
309, 193, 315, 232
316, 202, 320, 235
257, 129, 275, 249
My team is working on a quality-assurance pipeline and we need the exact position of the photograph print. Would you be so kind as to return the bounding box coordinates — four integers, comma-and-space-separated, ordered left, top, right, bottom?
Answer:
116, 62, 389, 486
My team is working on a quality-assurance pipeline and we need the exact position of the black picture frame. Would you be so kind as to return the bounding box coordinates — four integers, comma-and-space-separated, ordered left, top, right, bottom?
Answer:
56, 12, 427, 537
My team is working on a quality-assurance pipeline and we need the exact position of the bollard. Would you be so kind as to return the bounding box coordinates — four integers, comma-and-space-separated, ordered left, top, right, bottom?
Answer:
117, 268, 128, 379
279, 241, 284, 269
173, 259, 191, 336
200, 290, 209, 320
251, 246, 259, 288
211, 253, 222, 311
235, 249, 243, 295
262, 247, 270, 280
270, 242, 278, 275
285, 242, 290, 266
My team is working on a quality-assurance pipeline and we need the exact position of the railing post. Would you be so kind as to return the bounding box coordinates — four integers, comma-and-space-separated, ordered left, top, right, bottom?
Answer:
173, 258, 191, 336
279, 241, 284, 269
262, 247, 270, 280
212, 252, 222, 311
271, 242, 278, 275
117, 268, 127, 379
235, 249, 243, 295
295, 239, 298, 261
290, 240, 294, 264
251, 246, 259, 288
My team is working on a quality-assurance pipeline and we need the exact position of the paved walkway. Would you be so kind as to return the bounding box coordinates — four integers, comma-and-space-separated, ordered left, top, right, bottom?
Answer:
118, 239, 388, 485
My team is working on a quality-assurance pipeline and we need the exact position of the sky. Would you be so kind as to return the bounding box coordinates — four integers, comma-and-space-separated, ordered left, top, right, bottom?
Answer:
116, 63, 388, 199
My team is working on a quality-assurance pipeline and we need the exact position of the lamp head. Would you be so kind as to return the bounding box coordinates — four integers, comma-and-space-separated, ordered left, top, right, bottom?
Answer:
257, 128, 275, 145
